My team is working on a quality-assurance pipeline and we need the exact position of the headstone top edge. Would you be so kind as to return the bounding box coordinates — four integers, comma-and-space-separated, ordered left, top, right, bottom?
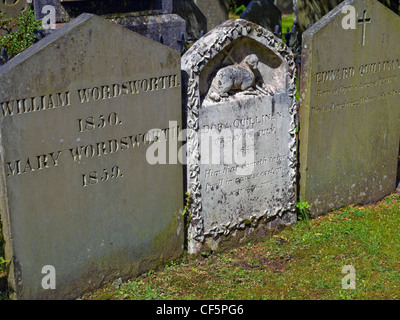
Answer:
302, 0, 356, 37
303, 0, 400, 39
0, 13, 180, 76
0, 13, 94, 75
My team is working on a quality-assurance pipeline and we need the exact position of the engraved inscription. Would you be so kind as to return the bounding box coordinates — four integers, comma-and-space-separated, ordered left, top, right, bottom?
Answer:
6, 151, 62, 177
311, 58, 400, 115
2, 73, 181, 188
82, 166, 123, 187
78, 113, 122, 133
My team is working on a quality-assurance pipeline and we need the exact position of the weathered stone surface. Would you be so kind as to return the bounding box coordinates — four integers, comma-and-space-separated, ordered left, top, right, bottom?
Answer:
0, 14, 184, 300
182, 19, 297, 254
240, 0, 282, 34
34, 0, 173, 22
111, 14, 186, 52
299, 0, 400, 217
194, 0, 229, 30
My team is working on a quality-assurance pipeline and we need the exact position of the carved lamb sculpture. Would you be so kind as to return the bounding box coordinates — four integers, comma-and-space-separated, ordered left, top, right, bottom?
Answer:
208, 54, 259, 102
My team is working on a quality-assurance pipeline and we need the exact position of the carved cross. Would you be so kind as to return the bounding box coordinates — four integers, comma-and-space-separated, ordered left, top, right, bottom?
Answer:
358, 10, 371, 47
222, 47, 237, 65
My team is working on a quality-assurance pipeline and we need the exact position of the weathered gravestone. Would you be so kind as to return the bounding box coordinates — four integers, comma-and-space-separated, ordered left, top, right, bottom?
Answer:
172, 0, 207, 44
299, 0, 400, 217
240, 0, 282, 35
274, 0, 293, 14
34, 0, 186, 51
0, 14, 184, 299
182, 19, 297, 254
193, 0, 229, 31
294, 0, 399, 40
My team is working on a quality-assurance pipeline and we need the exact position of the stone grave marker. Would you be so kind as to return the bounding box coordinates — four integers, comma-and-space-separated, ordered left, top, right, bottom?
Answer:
193, 0, 229, 31
172, 0, 207, 44
182, 19, 297, 254
0, 14, 184, 299
34, 0, 186, 51
240, 0, 282, 35
299, 0, 400, 217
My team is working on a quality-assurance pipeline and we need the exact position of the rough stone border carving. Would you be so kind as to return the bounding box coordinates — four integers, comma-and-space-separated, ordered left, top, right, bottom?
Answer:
181, 19, 297, 251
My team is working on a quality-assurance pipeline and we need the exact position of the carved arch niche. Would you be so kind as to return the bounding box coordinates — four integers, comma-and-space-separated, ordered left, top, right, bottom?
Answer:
199, 36, 288, 105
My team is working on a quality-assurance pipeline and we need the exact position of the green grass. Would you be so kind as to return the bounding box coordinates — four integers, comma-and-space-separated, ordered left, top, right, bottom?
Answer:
82, 191, 400, 300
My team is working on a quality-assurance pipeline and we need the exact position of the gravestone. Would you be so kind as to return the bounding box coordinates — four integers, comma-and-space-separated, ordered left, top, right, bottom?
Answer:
299, 0, 400, 217
274, 0, 293, 14
172, 0, 207, 44
182, 19, 297, 254
193, 0, 229, 31
0, 13, 184, 300
240, 0, 282, 35
34, 0, 186, 51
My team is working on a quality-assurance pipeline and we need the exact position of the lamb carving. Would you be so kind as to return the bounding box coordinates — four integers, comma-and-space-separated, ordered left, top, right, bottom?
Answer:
208, 54, 259, 102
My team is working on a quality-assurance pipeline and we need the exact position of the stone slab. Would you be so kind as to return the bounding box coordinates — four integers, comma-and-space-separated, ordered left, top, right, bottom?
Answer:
172, 0, 207, 43
182, 19, 297, 254
0, 14, 184, 299
33, 0, 186, 51
299, 0, 400, 217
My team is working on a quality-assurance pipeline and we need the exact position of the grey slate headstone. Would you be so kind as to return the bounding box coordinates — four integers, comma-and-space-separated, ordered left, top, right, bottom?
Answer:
299, 0, 400, 217
294, 0, 399, 37
194, 0, 229, 31
240, 0, 282, 35
182, 19, 297, 254
0, 14, 184, 300
34, 0, 186, 51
